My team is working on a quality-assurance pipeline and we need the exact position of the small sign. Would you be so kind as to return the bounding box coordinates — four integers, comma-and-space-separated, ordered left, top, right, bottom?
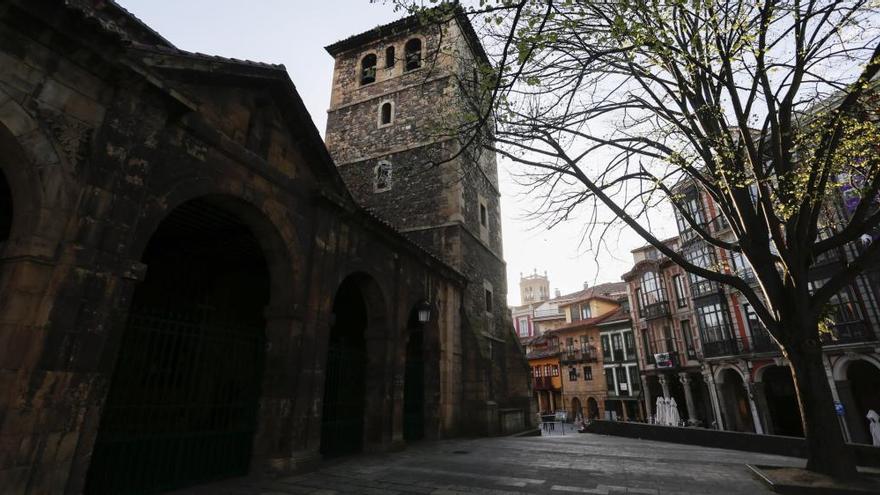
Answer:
834, 402, 845, 416
654, 352, 673, 368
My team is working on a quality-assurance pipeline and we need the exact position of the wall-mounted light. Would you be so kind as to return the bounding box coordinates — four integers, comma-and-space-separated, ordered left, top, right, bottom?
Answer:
416, 300, 432, 323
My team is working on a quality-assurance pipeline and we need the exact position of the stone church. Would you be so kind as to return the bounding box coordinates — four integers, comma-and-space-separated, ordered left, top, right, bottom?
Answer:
0, 1, 531, 493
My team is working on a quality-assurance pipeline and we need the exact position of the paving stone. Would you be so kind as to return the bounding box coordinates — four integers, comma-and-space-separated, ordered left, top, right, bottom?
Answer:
176, 433, 801, 494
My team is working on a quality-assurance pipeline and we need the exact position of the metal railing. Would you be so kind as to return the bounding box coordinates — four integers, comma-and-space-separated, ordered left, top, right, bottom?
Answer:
642, 300, 670, 320
534, 308, 565, 318
533, 376, 560, 391
559, 347, 599, 363
823, 320, 876, 345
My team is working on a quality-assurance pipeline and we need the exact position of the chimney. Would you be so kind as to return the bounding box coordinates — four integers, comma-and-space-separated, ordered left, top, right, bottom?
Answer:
583, 282, 589, 289
554, 288, 561, 298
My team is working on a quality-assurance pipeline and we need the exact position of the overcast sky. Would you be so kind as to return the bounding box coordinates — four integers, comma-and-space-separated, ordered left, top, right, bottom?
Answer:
118, 0, 664, 305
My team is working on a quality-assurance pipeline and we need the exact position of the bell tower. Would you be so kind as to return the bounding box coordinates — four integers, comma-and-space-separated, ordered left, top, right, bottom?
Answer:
325, 7, 531, 435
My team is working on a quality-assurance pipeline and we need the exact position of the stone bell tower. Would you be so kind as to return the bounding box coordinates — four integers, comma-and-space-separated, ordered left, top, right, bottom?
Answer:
324, 7, 532, 435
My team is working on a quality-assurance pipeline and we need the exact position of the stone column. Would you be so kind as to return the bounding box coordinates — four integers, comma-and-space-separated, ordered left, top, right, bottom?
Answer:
658, 373, 670, 398
824, 354, 853, 443
678, 372, 698, 426
641, 374, 653, 422
745, 381, 764, 434
703, 367, 725, 430
751, 381, 774, 435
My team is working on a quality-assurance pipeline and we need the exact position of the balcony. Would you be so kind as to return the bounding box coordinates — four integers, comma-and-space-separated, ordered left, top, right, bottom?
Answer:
822, 320, 876, 345
702, 337, 745, 358
559, 347, 599, 364
641, 300, 670, 320
651, 350, 680, 369
690, 279, 720, 298
750, 331, 779, 353
532, 376, 560, 391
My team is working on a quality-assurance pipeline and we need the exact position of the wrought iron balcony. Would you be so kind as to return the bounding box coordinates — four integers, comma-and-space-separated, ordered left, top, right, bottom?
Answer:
750, 331, 779, 353
822, 320, 876, 345
559, 347, 598, 364
702, 337, 745, 358
652, 350, 680, 369
532, 376, 560, 391
690, 279, 720, 298
641, 300, 670, 320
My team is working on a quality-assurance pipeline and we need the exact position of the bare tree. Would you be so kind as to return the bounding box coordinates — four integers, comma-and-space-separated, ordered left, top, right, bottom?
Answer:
394, 0, 880, 478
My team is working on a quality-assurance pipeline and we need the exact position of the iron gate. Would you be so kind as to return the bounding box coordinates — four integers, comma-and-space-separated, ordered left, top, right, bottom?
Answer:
320, 341, 367, 456
85, 308, 265, 494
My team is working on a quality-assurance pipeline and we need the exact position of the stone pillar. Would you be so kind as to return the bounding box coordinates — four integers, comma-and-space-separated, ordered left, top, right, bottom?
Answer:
703, 367, 725, 430
678, 372, 698, 426
745, 381, 764, 434
658, 373, 670, 398
751, 382, 774, 436
824, 354, 853, 443
836, 380, 868, 444
641, 374, 653, 422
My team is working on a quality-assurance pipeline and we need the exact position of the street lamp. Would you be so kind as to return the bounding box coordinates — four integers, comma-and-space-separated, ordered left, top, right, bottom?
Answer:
416, 300, 432, 323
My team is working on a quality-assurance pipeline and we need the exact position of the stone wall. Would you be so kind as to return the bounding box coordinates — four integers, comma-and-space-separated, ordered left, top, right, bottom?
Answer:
0, 1, 468, 492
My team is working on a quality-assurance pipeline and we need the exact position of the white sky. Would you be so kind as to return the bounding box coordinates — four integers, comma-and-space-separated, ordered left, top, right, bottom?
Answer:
118, 0, 658, 305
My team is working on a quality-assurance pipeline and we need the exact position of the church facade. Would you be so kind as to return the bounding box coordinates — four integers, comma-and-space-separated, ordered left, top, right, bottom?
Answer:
0, 1, 531, 494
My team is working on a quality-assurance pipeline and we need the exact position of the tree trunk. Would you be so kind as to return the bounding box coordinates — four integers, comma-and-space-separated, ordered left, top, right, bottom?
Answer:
786, 332, 857, 478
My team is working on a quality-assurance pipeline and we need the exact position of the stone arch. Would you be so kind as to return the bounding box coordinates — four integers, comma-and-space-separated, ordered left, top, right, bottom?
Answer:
714, 363, 747, 384
570, 397, 583, 420
320, 271, 391, 457
85, 194, 288, 493
586, 396, 600, 419
832, 353, 880, 381
0, 100, 69, 256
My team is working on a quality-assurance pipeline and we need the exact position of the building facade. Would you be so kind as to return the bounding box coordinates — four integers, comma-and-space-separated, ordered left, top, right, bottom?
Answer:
324, 6, 531, 436
622, 180, 880, 442
0, 2, 531, 493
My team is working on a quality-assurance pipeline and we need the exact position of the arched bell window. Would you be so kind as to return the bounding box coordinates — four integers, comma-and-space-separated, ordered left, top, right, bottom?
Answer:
360, 54, 377, 85
385, 46, 395, 68
378, 101, 394, 127
404, 38, 422, 71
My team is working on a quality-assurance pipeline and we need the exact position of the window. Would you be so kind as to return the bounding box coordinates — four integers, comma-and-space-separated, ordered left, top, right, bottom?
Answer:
684, 244, 718, 297
634, 288, 642, 317
600, 335, 611, 360
681, 320, 695, 359
484, 288, 493, 312
605, 368, 615, 392
673, 274, 688, 308
623, 331, 635, 360
627, 365, 640, 392
583, 366, 593, 380
551, 365, 559, 377
566, 337, 574, 354
374, 161, 392, 192
378, 101, 393, 126
569, 367, 578, 381
611, 333, 624, 361
580, 335, 589, 353
580, 303, 592, 319
517, 316, 530, 337
641, 271, 665, 305
695, 301, 732, 342
616, 367, 629, 395
360, 54, 377, 85
480, 202, 488, 227
404, 38, 422, 71
544, 364, 551, 377
385, 46, 395, 68
641, 328, 652, 357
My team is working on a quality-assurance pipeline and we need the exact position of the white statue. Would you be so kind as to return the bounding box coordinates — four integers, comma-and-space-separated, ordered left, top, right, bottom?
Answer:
655, 396, 667, 426
867, 409, 880, 447
668, 397, 681, 426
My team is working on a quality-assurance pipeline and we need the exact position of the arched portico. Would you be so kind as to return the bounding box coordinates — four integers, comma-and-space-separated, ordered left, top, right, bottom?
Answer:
833, 355, 880, 444
715, 366, 756, 433
84, 195, 292, 494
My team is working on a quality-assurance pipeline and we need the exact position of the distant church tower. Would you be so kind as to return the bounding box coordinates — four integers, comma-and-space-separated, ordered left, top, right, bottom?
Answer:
325, 7, 531, 435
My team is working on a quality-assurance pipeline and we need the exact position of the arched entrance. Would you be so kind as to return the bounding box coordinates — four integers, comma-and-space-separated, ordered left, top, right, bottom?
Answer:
86, 197, 272, 494
0, 168, 11, 243
570, 397, 583, 421
762, 366, 803, 437
320, 274, 379, 457
848, 360, 880, 443
404, 305, 425, 442
718, 368, 755, 432
586, 397, 599, 420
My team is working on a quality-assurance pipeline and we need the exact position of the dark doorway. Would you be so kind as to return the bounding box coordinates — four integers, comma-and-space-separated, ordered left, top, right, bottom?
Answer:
587, 397, 599, 419
320, 276, 369, 457
570, 397, 583, 421
404, 308, 425, 442
86, 198, 270, 494
0, 169, 11, 242
848, 360, 880, 443
719, 369, 755, 432
763, 366, 803, 437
